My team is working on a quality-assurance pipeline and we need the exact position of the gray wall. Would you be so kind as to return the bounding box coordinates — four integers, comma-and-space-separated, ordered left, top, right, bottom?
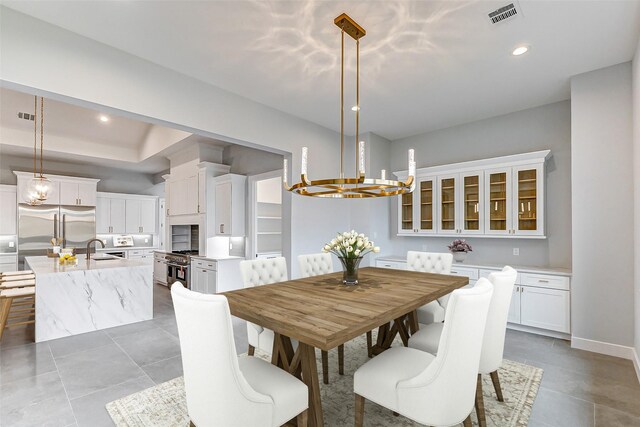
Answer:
0, 153, 159, 195
571, 62, 634, 348
387, 101, 572, 268
223, 144, 283, 176
634, 37, 640, 369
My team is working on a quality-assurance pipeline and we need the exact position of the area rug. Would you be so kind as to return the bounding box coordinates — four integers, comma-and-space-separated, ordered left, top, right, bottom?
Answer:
106, 334, 542, 426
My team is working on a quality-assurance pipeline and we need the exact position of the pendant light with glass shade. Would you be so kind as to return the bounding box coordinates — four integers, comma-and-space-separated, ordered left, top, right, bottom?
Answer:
25, 96, 53, 205
283, 13, 415, 198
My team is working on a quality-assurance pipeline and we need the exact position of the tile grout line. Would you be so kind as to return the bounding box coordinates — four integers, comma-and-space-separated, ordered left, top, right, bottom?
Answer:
110, 335, 157, 386
48, 344, 80, 427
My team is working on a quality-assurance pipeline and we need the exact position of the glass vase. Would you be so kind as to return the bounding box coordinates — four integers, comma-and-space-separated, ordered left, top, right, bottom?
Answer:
338, 256, 363, 285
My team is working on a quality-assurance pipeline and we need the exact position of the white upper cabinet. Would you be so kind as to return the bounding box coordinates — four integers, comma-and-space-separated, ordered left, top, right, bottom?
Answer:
167, 175, 199, 216
14, 172, 98, 206
59, 180, 97, 206
96, 196, 127, 234
215, 174, 246, 236
395, 150, 550, 239
0, 186, 17, 235
97, 192, 157, 235
125, 198, 157, 234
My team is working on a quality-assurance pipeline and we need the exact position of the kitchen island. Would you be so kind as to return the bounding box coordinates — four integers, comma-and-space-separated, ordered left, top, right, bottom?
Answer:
25, 255, 153, 342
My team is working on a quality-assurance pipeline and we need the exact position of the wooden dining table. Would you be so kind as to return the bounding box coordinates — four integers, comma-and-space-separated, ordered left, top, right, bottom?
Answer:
221, 266, 468, 426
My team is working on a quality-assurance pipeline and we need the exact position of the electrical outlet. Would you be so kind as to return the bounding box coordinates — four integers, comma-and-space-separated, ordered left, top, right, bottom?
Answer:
8, 241, 14, 248
513, 248, 519, 256
144, 238, 149, 243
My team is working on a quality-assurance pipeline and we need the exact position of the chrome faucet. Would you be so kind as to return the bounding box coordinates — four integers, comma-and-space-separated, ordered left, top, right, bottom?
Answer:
86, 238, 105, 260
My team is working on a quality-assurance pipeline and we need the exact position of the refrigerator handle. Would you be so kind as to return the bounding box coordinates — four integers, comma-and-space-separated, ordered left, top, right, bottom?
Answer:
62, 214, 66, 248
54, 213, 58, 240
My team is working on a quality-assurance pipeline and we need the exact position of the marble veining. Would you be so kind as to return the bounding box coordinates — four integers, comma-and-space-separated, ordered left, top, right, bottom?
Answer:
26, 256, 153, 342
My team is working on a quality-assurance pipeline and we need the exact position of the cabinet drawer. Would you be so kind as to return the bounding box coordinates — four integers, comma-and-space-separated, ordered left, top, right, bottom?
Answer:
193, 259, 217, 270
129, 250, 143, 256
479, 268, 521, 284
375, 260, 407, 270
449, 266, 478, 280
521, 273, 569, 290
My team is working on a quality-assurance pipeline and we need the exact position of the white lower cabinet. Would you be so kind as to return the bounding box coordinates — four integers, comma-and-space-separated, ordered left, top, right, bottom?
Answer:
190, 257, 243, 294
376, 257, 571, 336
0, 254, 18, 273
520, 286, 570, 333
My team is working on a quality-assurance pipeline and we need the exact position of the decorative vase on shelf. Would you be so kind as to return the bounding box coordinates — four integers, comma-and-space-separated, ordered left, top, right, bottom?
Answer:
452, 251, 467, 263
338, 256, 363, 285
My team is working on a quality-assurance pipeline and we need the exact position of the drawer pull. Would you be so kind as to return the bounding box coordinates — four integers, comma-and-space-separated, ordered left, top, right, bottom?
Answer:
538, 279, 549, 283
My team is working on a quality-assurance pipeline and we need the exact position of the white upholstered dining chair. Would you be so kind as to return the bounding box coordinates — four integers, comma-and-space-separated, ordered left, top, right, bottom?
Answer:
353, 279, 494, 427
297, 253, 347, 384
406, 251, 454, 324
171, 283, 308, 427
408, 266, 518, 427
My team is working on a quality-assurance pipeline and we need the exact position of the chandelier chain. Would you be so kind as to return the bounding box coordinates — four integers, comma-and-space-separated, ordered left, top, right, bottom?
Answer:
33, 96, 37, 178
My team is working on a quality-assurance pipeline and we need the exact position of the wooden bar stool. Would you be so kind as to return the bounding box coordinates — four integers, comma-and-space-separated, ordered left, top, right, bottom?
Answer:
0, 271, 36, 340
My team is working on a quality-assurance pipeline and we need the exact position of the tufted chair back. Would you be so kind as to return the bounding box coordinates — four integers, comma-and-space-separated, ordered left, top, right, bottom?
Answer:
406, 251, 453, 274
240, 257, 288, 288
297, 253, 333, 278
479, 266, 518, 374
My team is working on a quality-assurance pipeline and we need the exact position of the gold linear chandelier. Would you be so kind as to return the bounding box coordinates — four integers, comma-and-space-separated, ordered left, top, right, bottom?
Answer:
283, 13, 415, 198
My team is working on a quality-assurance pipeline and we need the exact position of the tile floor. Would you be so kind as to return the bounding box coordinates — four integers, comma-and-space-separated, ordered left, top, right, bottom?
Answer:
1, 284, 639, 426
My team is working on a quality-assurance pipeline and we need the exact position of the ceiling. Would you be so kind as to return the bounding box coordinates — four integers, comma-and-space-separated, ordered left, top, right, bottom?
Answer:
4, 1, 640, 141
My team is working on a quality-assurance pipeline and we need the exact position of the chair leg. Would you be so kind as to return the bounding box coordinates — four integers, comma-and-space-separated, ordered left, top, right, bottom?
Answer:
297, 409, 308, 427
189, 420, 196, 427
338, 344, 344, 375
355, 393, 365, 427
247, 345, 255, 356
462, 414, 472, 427
321, 350, 329, 384
475, 374, 487, 427
0, 297, 12, 341
490, 370, 505, 402
366, 331, 373, 358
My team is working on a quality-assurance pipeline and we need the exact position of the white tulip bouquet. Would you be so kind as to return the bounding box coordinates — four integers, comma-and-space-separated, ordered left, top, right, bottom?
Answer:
322, 230, 380, 259
322, 230, 380, 285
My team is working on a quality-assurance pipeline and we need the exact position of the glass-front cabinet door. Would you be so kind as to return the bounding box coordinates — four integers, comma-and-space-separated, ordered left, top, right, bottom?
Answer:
418, 178, 436, 234
512, 164, 544, 236
484, 168, 512, 235
438, 175, 457, 233
399, 192, 414, 234
459, 171, 484, 234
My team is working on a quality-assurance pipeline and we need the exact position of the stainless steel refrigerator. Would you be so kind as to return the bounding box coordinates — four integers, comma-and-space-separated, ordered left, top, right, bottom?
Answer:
18, 204, 96, 267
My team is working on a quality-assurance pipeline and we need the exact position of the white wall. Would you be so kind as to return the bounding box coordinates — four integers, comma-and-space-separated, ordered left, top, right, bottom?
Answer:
257, 177, 282, 204
388, 101, 572, 268
571, 62, 634, 348
633, 38, 640, 369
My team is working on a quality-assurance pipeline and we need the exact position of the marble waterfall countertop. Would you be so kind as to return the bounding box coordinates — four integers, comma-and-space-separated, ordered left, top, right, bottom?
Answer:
26, 254, 148, 275
25, 255, 153, 342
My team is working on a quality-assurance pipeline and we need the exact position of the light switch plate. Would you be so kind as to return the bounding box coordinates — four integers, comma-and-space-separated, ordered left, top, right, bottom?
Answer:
513, 248, 519, 256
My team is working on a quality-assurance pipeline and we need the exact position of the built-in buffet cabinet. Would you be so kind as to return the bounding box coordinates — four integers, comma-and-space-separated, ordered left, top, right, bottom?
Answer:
396, 150, 550, 238
15, 172, 99, 206
190, 256, 243, 294
96, 193, 158, 234
376, 257, 571, 337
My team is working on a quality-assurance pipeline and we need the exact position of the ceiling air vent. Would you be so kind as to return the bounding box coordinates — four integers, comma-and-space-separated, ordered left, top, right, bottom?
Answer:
488, 3, 519, 24
18, 112, 35, 121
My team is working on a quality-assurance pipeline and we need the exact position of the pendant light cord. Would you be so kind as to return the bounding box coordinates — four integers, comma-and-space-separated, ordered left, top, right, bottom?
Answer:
340, 26, 345, 179
33, 96, 37, 178
40, 97, 44, 178
355, 37, 360, 176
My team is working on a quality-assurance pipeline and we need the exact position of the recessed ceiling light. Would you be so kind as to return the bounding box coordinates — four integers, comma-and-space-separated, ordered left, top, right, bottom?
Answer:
99, 115, 110, 123
351, 106, 360, 111
512, 45, 529, 56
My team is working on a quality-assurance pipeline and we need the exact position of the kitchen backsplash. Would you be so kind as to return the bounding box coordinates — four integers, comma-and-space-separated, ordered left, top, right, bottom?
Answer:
96, 234, 156, 249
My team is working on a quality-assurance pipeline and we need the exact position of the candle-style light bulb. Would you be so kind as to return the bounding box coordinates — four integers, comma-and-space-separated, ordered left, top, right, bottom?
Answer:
408, 149, 416, 177
358, 141, 366, 174
301, 147, 308, 176
283, 159, 288, 183
381, 169, 386, 180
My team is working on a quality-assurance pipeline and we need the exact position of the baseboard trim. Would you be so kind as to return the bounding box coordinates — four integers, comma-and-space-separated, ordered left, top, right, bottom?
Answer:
633, 348, 640, 384
571, 336, 636, 360
507, 323, 571, 340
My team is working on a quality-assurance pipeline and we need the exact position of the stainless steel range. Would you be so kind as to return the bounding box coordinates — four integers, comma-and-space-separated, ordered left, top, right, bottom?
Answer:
164, 250, 199, 288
